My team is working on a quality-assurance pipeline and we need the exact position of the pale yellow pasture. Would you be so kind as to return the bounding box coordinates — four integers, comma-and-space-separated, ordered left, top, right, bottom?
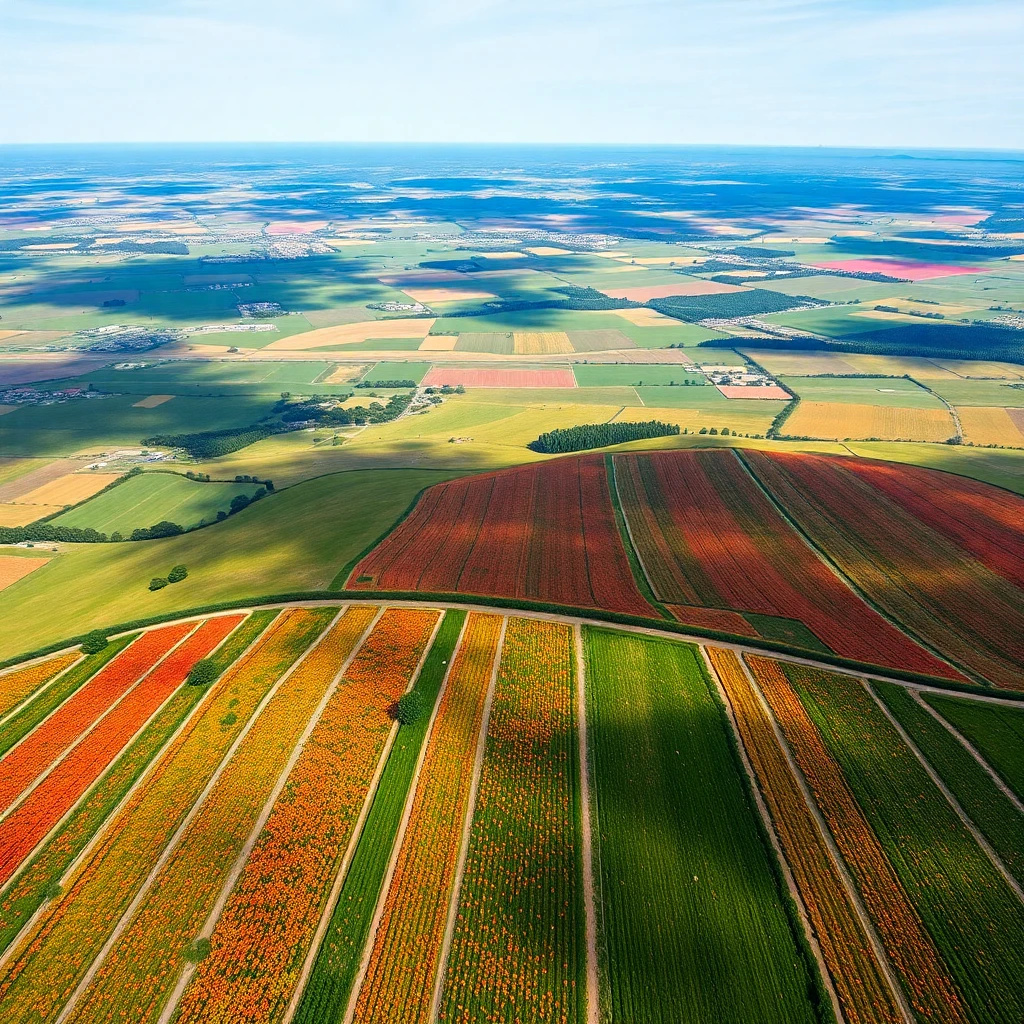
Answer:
325, 239, 376, 247
512, 332, 573, 355
402, 288, 496, 303
419, 335, 459, 351
132, 394, 175, 409
14, 473, 121, 508
476, 251, 527, 259
741, 350, 863, 376
838, 353, 961, 379
0, 556, 50, 592
0, 504, 61, 527
524, 246, 573, 256
265, 318, 435, 351
629, 256, 706, 266
1009, 254, 1024, 261
322, 364, 369, 384
613, 307, 676, 327
957, 407, 1024, 447
594, 250, 632, 258
0, 331, 26, 342
934, 359, 1024, 379
869, 296, 979, 316
22, 244, 76, 251
786, 402, 955, 442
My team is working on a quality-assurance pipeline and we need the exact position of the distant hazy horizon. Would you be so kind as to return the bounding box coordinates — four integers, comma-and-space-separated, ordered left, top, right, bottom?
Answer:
2, 1, 1021, 150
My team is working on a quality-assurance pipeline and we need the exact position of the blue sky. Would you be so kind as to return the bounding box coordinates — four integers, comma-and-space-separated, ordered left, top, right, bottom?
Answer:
2, 0, 1021, 148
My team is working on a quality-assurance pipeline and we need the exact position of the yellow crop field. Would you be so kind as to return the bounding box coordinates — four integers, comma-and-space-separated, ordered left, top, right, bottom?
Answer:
512, 331, 573, 354
524, 245, 573, 255
786, 401, 955, 442
14, 472, 121, 507
613, 307, 676, 326
934, 359, 1024, 379
839, 354, 961, 378
266, 319, 435, 351
0, 555, 50, 591
0, 504, 61, 526
958, 406, 1024, 447
132, 394, 174, 408
322, 364, 369, 384
742, 350, 863, 376
418, 334, 459, 351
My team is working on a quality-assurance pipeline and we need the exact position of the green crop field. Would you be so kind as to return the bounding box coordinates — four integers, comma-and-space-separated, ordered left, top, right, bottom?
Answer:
582, 627, 827, 1023
52, 472, 265, 533
927, 379, 1024, 407
360, 361, 431, 384
781, 375, 945, 407
572, 364, 706, 387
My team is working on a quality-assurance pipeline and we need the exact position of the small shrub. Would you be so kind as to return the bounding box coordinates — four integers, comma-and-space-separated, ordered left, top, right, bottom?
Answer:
187, 658, 218, 686
110, 531, 123, 543
81, 630, 109, 654
167, 564, 188, 584
184, 938, 211, 963
149, 577, 169, 591
392, 690, 426, 725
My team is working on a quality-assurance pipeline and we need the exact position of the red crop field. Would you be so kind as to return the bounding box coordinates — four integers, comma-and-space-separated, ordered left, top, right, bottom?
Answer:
745, 450, 1024, 688
348, 456, 654, 618
615, 450, 956, 676
420, 367, 576, 388
0, 621, 193, 816
810, 258, 983, 280
0, 615, 242, 888
841, 456, 1024, 591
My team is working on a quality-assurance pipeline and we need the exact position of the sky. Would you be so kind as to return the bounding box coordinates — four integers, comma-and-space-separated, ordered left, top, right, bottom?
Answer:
1, 0, 1022, 149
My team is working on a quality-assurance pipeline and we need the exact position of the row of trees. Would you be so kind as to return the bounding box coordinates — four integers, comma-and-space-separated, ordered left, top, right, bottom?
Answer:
528, 420, 680, 454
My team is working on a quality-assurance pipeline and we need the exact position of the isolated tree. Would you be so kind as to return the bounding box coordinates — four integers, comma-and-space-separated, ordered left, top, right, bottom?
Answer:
81, 630, 108, 654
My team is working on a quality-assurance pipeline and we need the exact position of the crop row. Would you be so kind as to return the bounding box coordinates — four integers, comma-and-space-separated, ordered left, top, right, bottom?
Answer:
293, 610, 467, 1024
0, 622, 194, 817
783, 663, 1024, 1024
707, 647, 903, 1024
347, 459, 654, 618
744, 450, 1024, 688
0, 615, 244, 889
0, 651, 81, 721
616, 450, 954, 676
64, 606, 385, 1024
353, 612, 502, 1024
923, 694, 1024, 804
584, 630, 823, 1024
0, 607, 332, 1024
173, 603, 419, 1024
842, 457, 1024, 592
874, 682, 1024, 887
0, 611, 275, 959
438, 618, 582, 1024
0, 636, 134, 760
746, 655, 968, 1022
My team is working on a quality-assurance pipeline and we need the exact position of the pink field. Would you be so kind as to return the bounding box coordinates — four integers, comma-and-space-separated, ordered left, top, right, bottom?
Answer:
811, 258, 985, 281
717, 384, 791, 400
421, 367, 576, 388
265, 221, 328, 236
603, 280, 746, 301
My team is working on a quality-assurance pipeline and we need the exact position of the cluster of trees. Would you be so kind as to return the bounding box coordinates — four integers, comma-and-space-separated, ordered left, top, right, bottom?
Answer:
277, 392, 412, 427
528, 420, 680, 454
0, 523, 107, 545
149, 563, 188, 591
129, 520, 184, 541
355, 379, 417, 389
651, 288, 821, 322
143, 425, 281, 459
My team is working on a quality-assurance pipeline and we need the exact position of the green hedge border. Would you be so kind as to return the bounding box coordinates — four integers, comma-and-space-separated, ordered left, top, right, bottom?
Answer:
3, 588, 1021, 703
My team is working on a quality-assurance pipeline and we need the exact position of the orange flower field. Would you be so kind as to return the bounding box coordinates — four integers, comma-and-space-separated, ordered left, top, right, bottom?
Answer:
352, 612, 503, 1024
0, 651, 80, 721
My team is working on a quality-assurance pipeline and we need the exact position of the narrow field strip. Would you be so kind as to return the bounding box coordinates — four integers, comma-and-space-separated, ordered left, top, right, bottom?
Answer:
0, 652, 81, 723
583, 629, 824, 1024
922, 694, 1024, 803
290, 610, 467, 1024
874, 683, 1024, 889
0, 607, 331, 1024
171, 606, 442, 1024
0, 622, 194, 817
0, 615, 244, 889
746, 655, 969, 1023
438, 617, 583, 1024
350, 612, 502, 1024
0, 634, 135, 759
61, 606, 385, 1024
0, 611, 275, 959
708, 647, 906, 1024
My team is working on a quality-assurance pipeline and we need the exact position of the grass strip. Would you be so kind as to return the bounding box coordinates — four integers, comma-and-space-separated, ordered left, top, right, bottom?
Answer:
293, 609, 466, 1024
0, 611, 276, 957
0, 636, 135, 759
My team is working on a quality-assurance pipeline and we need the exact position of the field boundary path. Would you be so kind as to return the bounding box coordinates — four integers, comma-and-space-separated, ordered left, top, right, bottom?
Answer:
427, 615, 507, 1024
574, 624, 600, 1024
338, 610, 468, 1024
157, 605, 387, 1024
910, 691, 1024, 814
865, 680, 1024, 905
701, 646, 846, 1024
737, 654, 915, 1024
0, 613, 264, 971
49, 608, 341, 1024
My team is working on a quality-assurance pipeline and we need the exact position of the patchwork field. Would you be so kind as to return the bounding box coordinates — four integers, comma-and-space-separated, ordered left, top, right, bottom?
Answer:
784, 401, 955, 441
